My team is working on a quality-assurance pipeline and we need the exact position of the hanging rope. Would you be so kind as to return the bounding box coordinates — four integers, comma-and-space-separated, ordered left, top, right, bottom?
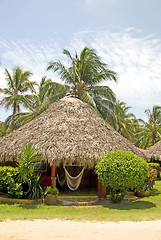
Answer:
64, 166, 84, 191
56, 173, 66, 187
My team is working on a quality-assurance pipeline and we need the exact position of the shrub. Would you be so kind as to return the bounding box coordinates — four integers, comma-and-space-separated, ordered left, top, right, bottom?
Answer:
147, 162, 160, 179
0, 144, 43, 199
95, 150, 148, 202
7, 181, 23, 199
148, 162, 160, 171
0, 166, 23, 198
17, 143, 42, 199
0, 166, 17, 190
44, 186, 59, 196
144, 167, 157, 191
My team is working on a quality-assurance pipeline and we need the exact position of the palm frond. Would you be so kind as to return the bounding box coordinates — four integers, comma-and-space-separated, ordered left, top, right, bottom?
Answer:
79, 90, 97, 108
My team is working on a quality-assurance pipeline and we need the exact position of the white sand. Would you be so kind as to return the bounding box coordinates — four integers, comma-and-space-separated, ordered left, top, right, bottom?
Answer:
0, 219, 161, 240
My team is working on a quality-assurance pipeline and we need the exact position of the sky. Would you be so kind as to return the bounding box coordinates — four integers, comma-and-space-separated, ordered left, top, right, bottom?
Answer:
0, 0, 161, 121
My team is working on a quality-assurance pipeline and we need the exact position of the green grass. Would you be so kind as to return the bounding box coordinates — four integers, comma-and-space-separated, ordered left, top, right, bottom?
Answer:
1, 180, 161, 222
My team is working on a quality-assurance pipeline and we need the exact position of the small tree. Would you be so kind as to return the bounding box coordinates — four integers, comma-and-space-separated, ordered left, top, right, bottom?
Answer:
95, 150, 148, 202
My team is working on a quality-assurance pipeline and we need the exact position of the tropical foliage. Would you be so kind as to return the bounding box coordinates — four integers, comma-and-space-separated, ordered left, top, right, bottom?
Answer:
47, 46, 117, 114
44, 186, 59, 196
95, 150, 148, 202
0, 166, 23, 198
135, 106, 161, 148
5, 77, 68, 128
0, 47, 161, 149
0, 121, 7, 137
0, 67, 34, 116
0, 144, 43, 199
16, 143, 43, 199
107, 101, 135, 141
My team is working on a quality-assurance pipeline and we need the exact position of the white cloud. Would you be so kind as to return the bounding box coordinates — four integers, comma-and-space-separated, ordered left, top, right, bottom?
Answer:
0, 29, 161, 120
0, 68, 6, 88
69, 30, 161, 119
0, 39, 63, 88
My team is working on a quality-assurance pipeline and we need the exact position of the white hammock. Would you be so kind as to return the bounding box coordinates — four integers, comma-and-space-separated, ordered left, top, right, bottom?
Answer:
64, 166, 84, 191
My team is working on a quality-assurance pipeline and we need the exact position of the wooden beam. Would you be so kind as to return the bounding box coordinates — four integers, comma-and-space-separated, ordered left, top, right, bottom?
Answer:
51, 162, 57, 188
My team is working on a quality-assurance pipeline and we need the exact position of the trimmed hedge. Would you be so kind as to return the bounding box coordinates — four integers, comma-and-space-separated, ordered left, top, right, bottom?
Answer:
95, 150, 148, 202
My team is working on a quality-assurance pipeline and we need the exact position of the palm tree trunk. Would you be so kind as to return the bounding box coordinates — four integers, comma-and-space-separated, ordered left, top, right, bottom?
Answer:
13, 102, 17, 115
152, 127, 157, 145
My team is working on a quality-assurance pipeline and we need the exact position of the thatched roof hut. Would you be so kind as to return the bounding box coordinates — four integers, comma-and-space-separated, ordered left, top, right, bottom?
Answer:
0, 97, 146, 168
144, 141, 161, 161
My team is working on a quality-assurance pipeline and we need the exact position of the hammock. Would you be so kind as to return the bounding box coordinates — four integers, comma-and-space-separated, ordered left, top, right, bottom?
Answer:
64, 166, 84, 191
56, 173, 66, 187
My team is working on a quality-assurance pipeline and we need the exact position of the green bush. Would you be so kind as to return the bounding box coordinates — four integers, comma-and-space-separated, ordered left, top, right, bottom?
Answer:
0, 166, 23, 198
0, 144, 43, 200
144, 167, 157, 191
95, 150, 148, 202
7, 181, 23, 199
148, 162, 160, 171
0, 166, 17, 190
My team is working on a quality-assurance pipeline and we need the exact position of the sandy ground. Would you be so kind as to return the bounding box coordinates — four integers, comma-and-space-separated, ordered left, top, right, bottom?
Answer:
1, 220, 161, 240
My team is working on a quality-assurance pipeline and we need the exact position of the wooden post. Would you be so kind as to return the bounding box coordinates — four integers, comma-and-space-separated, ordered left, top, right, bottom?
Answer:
97, 178, 106, 198
51, 162, 57, 188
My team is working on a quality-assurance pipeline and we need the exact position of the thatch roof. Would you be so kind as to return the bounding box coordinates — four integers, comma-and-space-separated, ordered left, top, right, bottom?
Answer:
0, 97, 146, 168
144, 141, 161, 161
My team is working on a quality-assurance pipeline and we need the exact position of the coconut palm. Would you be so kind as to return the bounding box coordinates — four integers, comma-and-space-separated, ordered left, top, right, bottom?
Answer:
0, 67, 35, 116
26, 76, 68, 112
5, 77, 69, 128
107, 101, 136, 141
130, 117, 143, 146
47, 46, 117, 114
0, 121, 7, 137
136, 105, 161, 148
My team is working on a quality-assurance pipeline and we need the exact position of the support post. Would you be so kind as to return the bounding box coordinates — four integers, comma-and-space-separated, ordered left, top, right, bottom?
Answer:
97, 178, 106, 198
51, 162, 57, 188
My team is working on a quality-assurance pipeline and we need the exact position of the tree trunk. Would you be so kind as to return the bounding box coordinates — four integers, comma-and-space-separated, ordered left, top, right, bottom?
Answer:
51, 162, 57, 188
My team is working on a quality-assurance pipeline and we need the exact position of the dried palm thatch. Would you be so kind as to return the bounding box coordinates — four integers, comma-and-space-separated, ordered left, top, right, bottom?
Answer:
144, 141, 161, 161
0, 97, 146, 168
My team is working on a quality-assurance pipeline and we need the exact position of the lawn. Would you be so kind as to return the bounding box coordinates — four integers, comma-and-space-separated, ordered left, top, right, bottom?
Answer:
0, 180, 161, 222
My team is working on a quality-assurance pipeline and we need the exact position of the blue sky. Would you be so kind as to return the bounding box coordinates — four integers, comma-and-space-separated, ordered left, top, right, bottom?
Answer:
0, 0, 161, 121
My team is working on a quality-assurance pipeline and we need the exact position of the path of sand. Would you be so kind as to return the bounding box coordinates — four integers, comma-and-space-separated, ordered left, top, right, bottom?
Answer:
0, 219, 161, 240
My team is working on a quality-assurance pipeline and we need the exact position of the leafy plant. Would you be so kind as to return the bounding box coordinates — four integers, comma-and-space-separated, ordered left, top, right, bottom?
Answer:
44, 186, 59, 196
17, 143, 40, 184
27, 174, 43, 200
144, 167, 158, 191
0, 166, 16, 190
7, 182, 23, 199
0, 166, 23, 198
95, 150, 148, 203
0, 145, 43, 200
148, 162, 160, 171
17, 143, 42, 199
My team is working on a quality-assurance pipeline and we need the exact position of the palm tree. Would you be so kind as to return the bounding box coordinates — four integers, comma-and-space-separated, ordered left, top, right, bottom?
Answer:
0, 121, 7, 137
47, 46, 117, 115
107, 100, 136, 141
136, 106, 161, 148
5, 77, 69, 128
0, 67, 35, 116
